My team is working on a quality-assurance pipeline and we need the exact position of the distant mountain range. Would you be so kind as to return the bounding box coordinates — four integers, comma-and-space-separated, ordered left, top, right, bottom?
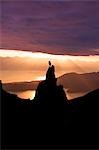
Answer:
3, 72, 99, 93
3, 80, 39, 92
57, 72, 99, 92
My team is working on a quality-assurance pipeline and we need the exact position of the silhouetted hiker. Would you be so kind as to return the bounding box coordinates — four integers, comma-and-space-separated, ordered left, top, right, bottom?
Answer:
46, 61, 56, 88
48, 60, 51, 66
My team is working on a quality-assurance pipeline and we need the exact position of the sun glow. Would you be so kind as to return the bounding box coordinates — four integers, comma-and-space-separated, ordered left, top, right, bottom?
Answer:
0, 49, 66, 59
35, 76, 46, 81
0, 49, 99, 83
0, 49, 99, 62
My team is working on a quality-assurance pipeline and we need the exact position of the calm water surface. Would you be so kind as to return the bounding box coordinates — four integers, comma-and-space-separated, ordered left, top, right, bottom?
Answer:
10, 89, 86, 100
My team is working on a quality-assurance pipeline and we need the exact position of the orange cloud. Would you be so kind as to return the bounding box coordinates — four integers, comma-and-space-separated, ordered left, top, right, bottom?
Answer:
0, 49, 99, 83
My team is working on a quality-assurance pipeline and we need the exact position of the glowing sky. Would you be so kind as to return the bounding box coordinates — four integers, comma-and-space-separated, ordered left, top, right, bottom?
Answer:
1, 1, 99, 82
1, 0, 99, 55
0, 49, 99, 83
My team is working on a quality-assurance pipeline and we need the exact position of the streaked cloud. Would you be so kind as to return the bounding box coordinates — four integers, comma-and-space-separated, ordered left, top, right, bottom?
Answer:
0, 49, 99, 83
1, 1, 99, 55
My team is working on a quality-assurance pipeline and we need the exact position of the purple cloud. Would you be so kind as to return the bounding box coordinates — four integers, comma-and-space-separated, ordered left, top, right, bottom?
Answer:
1, 1, 99, 55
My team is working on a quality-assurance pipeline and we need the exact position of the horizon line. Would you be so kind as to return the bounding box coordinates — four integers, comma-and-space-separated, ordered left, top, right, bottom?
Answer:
1, 71, 99, 84
0, 49, 99, 57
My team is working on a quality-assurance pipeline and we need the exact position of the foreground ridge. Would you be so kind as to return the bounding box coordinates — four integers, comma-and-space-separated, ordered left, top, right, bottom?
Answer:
1, 62, 99, 149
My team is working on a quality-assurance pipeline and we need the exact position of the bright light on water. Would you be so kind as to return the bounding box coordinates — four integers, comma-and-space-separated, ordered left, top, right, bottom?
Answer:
9, 90, 36, 100
10, 90, 86, 100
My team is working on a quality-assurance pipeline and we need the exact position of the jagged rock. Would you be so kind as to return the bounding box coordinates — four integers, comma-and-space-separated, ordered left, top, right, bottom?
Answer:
34, 62, 68, 106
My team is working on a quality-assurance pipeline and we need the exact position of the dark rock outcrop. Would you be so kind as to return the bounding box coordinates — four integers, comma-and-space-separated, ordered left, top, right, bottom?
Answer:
1, 62, 99, 149
34, 62, 67, 106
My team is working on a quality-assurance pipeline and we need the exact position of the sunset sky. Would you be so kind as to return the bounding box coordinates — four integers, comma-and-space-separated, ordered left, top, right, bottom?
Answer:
0, 1, 99, 83
1, 0, 99, 55
0, 49, 99, 83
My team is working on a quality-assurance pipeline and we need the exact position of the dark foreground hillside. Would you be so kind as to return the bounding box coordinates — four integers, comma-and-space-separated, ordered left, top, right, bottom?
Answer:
1, 86, 99, 149
1, 63, 99, 149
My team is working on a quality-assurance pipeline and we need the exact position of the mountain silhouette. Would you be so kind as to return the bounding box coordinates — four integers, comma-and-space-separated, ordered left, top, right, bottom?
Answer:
58, 72, 99, 92
3, 72, 99, 94
1, 62, 99, 149
33, 62, 67, 106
